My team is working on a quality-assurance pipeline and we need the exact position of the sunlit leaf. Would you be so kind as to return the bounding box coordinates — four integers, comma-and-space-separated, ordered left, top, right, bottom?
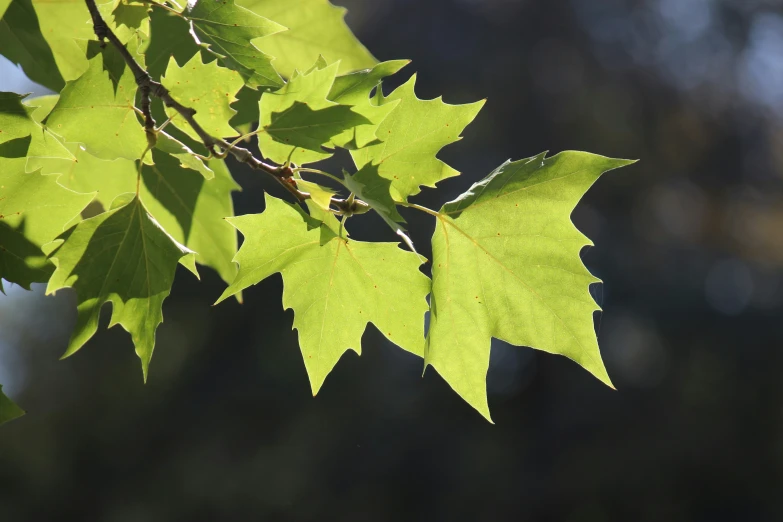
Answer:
238, 0, 377, 79
327, 60, 408, 149
185, 0, 285, 88
217, 194, 429, 392
46, 43, 147, 161
47, 195, 198, 379
0, 160, 93, 289
257, 60, 359, 165
162, 54, 244, 141
426, 151, 635, 420
350, 75, 484, 201
265, 101, 369, 153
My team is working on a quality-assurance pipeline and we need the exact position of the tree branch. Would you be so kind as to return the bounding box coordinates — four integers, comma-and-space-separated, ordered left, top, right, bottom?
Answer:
83, 0, 308, 202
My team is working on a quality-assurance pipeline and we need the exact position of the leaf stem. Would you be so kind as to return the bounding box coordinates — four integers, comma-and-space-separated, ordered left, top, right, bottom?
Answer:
224, 128, 266, 151
293, 167, 346, 186
397, 201, 441, 217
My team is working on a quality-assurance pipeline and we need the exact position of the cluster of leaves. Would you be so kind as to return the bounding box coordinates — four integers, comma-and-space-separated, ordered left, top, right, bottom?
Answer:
0, 0, 633, 424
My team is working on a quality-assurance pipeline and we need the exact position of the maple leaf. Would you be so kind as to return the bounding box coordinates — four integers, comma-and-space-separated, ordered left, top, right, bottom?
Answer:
0, 0, 146, 88
46, 195, 198, 379
185, 0, 286, 88
162, 54, 244, 141
327, 59, 409, 149
35, 140, 239, 289
143, 7, 200, 80
27, 93, 214, 181
0, 91, 75, 172
0, 0, 66, 91
111, 0, 150, 34
139, 152, 240, 289
154, 132, 215, 180
46, 43, 147, 161
265, 101, 369, 153
0, 91, 94, 288
0, 160, 93, 289
216, 194, 430, 393
237, 0, 377, 79
425, 151, 635, 421
342, 164, 416, 253
294, 175, 336, 213
350, 74, 484, 202
257, 61, 367, 165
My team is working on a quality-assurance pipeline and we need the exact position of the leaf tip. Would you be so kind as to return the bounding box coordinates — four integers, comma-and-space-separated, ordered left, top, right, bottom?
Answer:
309, 377, 325, 397
213, 289, 233, 306
179, 252, 200, 280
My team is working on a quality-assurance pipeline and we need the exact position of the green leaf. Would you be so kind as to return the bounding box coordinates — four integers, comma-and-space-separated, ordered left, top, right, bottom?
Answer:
0, 385, 24, 426
140, 151, 240, 289
425, 151, 635, 421
28, 91, 239, 283
46, 195, 197, 380
2, 0, 91, 84
102, 0, 149, 42
111, 0, 150, 34
0, 92, 75, 169
350, 74, 484, 201
237, 0, 377, 79
162, 54, 244, 141
0, 0, 66, 91
216, 194, 430, 393
295, 176, 335, 212
39, 143, 239, 288
25, 93, 59, 123
46, 43, 147, 162
27, 92, 215, 180
265, 101, 370, 153
229, 86, 262, 127
48, 145, 136, 205
257, 61, 349, 165
143, 7, 200, 80
0, 0, 146, 88
304, 199, 344, 240
303, 55, 329, 75
327, 60, 409, 149
0, 159, 93, 289
185, 0, 285, 89
154, 132, 215, 180
342, 165, 417, 253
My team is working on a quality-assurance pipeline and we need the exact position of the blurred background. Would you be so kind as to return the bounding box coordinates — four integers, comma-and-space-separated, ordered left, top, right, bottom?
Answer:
2, 0, 783, 520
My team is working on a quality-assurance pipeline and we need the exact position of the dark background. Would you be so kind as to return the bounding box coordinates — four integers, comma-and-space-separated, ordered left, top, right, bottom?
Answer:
2, 0, 783, 520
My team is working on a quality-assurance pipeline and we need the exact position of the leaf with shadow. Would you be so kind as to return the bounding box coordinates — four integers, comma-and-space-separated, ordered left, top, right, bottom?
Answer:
46, 195, 198, 380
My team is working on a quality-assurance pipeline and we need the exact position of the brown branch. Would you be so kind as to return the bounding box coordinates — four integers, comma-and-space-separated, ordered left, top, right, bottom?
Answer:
83, 0, 308, 202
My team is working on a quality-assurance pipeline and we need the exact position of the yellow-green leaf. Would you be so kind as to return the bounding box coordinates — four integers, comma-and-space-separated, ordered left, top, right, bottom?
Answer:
46, 43, 147, 161
237, 0, 377, 79
350, 74, 484, 202
426, 151, 635, 421
217, 194, 429, 393
46, 195, 197, 380
162, 54, 244, 141
185, 0, 285, 88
